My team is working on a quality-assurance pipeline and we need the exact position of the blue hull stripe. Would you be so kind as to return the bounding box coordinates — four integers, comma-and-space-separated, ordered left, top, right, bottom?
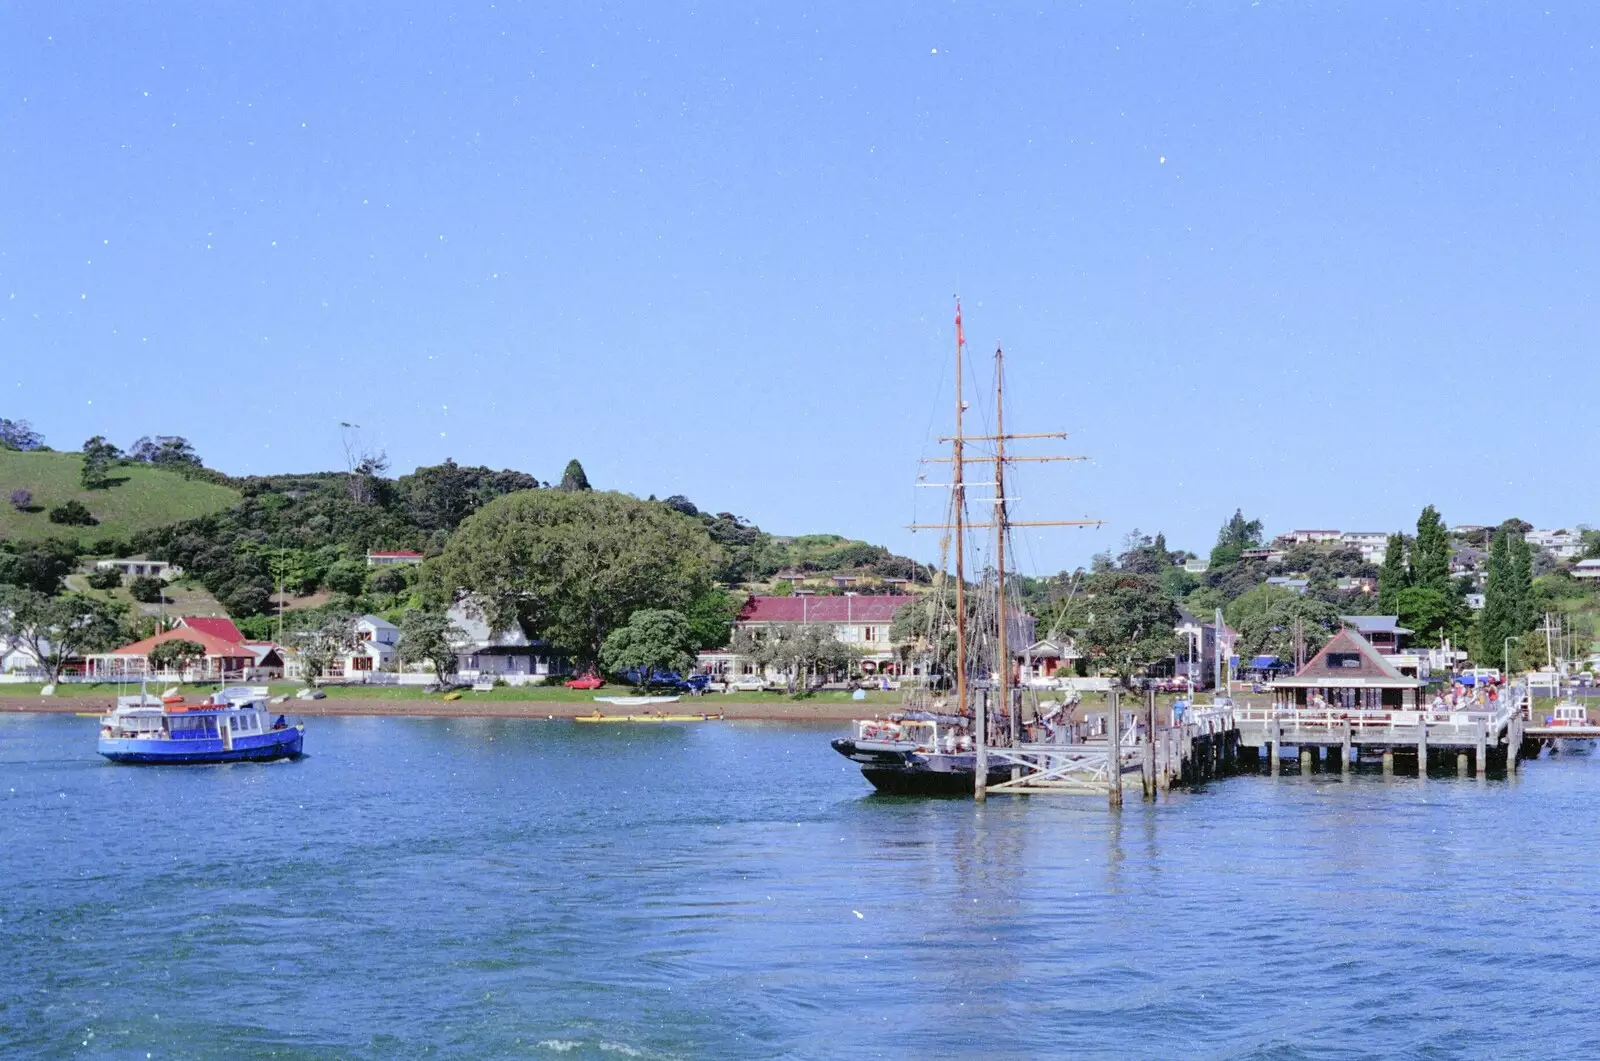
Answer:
99, 731, 303, 765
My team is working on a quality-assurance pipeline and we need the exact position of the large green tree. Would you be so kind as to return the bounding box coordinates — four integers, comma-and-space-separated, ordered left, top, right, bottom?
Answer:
1081, 571, 1180, 684
1410, 505, 1451, 591
1509, 530, 1536, 632
0, 538, 81, 595
682, 587, 741, 650
1475, 528, 1518, 665
601, 609, 697, 685
424, 490, 719, 664
0, 589, 126, 687
558, 459, 592, 492
728, 622, 859, 694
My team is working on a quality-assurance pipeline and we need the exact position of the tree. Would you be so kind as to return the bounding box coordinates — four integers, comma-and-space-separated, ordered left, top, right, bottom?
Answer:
9, 488, 33, 511
424, 490, 719, 664
397, 609, 466, 682
730, 622, 858, 694
1229, 588, 1342, 662
1209, 509, 1264, 570
0, 538, 80, 595
1081, 571, 1181, 685
129, 435, 202, 467
1410, 505, 1451, 592
48, 500, 96, 526
1476, 528, 1518, 665
148, 638, 207, 675
128, 575, 165, 603
558, 459, 591, 492
85, 566, 122, 590
325, 560, 368, 597
80, 436, 121, 489
1509, 531, 1536, 633
397, 459, 539, 532
1376, 533, 1410, 614
295, 614, 358, 684
683, 587, 740, 650
0, 418, 44, 451
368, 566, 409, 595
1395, 584, 1468, 648
601, 609, 697, 685
0, 589, 126, 686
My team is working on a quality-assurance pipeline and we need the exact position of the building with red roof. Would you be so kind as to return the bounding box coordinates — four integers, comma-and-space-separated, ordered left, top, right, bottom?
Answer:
175, 616, 245, 644
86, 626, 267, 682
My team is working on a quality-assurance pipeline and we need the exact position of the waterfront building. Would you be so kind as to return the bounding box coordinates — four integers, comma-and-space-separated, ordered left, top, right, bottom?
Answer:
446, 599, 565, 685
1269, 628, 1425, 711
704, 593, 920, 680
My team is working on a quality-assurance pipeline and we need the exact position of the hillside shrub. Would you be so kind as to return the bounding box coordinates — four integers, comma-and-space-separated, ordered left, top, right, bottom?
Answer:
128, 575, 165, 603
48, 500, 97, 526
9, 488, 32, 511
86, 567, 122, 590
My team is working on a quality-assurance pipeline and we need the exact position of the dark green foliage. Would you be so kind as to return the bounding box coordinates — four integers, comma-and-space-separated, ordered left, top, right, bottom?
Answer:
1509, 532, 1535, 632
9, 488, 33, 511
325, 560, 367, 597
0, 419, 44, 451
1394, 584, 1469, 647
558, 459, 591, 492
394, 459, 539, 533
1117, 530, 1172, 576
1227, 585, 1342, 662
368, 566, 409, 595
48, 500, 96, 526
80, 436, 121, 489
1209, 509, 1264, 570
128, 575, 165, 603
148, 638, 206, 672
425, 489, 719, 664
128, 435, 202, 468
85, 567, 122, 590
0, 589, 125, 683
1081, 570, 1181, 683
1476, 528, 1520, 664
397, 609, 466, 681
601, 609, 697, 684
683, 587, 740, 650
1376, 533, 1410, 614
0, 538, 80, 595
1410, 505, 1451, 591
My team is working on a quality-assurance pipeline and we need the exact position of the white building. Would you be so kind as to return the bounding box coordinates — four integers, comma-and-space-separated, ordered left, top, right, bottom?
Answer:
1526, 529, 1584, 560
1285, 530, 1342, 545
1573, 559, 1600, 581
366, 550, 424, 566
1339, 532, 1390, 564
344, 615, 400, 676
447, 599, 563, 685
94, 558, 182, 580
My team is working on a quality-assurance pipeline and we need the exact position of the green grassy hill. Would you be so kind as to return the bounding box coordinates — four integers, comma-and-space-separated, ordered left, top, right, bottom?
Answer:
0, 450, 240, 545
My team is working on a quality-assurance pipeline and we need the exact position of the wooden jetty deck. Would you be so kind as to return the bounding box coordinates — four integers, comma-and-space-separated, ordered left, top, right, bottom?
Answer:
978, 683, 1597, 802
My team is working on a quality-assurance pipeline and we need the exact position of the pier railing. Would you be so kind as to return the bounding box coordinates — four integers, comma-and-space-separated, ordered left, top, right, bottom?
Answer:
1236, 701, 1518, 746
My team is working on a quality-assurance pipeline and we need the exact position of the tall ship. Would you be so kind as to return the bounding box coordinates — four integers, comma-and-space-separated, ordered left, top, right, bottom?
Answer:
98, 686, 305, 765
832, 300, 1099, 796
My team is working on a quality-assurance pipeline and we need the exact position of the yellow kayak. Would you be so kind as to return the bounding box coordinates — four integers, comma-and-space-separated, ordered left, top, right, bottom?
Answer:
573, 713, 724, 724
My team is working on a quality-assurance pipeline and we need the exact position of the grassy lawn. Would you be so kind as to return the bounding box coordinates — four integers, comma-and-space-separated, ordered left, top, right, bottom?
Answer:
0, 450, 238, 545
46, 681, 910, 704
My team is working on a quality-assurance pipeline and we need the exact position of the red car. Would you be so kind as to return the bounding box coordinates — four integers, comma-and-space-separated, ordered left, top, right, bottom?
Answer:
564, 674, 605, 690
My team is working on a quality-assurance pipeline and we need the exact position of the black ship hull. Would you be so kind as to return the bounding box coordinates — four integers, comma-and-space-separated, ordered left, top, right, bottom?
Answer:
831, 738, 1011, 796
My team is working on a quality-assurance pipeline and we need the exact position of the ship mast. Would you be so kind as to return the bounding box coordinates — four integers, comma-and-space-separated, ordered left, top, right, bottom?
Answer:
994, 344, 1011, 752
952, 300, 969, 730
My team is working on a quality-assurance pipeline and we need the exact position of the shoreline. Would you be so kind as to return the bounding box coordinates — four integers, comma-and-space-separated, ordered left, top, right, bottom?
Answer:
0, 695, 867, 723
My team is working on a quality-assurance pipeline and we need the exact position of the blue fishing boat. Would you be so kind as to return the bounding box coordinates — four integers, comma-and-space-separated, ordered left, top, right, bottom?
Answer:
98, 686, 305, 765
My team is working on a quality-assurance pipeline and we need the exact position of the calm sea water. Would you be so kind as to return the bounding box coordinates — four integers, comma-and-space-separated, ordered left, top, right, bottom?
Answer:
3, 713, 1599, 1060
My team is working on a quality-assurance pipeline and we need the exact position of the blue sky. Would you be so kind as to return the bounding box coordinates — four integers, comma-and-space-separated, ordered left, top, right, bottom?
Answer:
3, 2, 1595, 570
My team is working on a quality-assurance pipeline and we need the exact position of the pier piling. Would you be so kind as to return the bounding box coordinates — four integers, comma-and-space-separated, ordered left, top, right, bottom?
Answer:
1476, 721, 1488, 778
1341, 721, 1353, 777
1457, 752, 1469, 778
1417, 724, 1428, 780
1382, 750, 1395, 777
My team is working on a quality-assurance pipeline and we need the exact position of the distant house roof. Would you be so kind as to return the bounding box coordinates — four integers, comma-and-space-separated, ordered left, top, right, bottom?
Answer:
738, 595, 916, 623
1247, 655, 1285, 670
112, 627, 255, 659
175, 616, 245, 643
1340, 615, 1413, 636
1576, 559, 1600, 569
357, 614, 399, 631
1271, 629, 1422, 689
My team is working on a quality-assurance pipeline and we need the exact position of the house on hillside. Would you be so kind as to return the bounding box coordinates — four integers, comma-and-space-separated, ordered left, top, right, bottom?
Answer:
447, 599, 564, 684
1339, 532, 1390, 564
1572, 559, 1600, 581
94, 558, 183, 581
366, 550, 424, 566
1269, 628, 1425, 710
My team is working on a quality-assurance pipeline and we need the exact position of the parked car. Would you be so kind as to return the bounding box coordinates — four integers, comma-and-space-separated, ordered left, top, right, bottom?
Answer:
564, 674, 605, 690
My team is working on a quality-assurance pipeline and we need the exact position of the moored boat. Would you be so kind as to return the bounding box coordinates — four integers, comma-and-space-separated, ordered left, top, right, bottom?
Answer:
831, 712, 1011, 795
98, 686, 305, 764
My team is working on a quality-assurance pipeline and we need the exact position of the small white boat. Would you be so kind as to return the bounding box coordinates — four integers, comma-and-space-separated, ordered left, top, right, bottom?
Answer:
593, 695, 681, 707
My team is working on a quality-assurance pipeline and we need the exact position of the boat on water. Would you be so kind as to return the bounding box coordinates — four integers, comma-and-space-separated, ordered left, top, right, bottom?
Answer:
832, 300, 1099, 797
593, 695, 681, 707
98, 686, 305, 765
